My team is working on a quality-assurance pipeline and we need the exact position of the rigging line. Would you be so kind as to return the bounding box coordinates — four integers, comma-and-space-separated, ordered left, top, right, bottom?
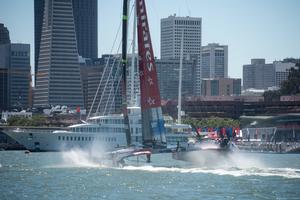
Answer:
87, 16, 123, 119
103, 28, 135, 115
95, 42, 121, 115
145, 0, 159, 58
185, 0, 191, 16
103, 58, 122, 115
97, 23, 134, 116
93, 1, 135, 116
107, 72, 123, 115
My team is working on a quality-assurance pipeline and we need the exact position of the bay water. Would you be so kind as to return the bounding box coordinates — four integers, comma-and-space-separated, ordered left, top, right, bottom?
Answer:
0, 150, 299, 200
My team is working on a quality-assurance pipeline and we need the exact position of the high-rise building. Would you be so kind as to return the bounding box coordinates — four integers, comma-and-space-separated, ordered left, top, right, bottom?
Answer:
72, 0, 98, 59
0, 23, 11, 45
9, 44, 31, 109
0, 23, 11, 111
34, 0, 84, 108
161, 15, 201, 59
243, 59, 275, 90
274, 61, 296, 88
156, 58, 196, 100
34, 0, 44, 82
201, 43, 228, 79
0, 44, 10, 111
160, 15, 202, 95
201, 78, 241, 96
34, 0, 98, 84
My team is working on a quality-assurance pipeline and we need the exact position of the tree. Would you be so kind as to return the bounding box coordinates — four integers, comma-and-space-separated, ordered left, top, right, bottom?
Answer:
183, 117, 240, 128
7, 115, 47, 126
280, 63, 300, 95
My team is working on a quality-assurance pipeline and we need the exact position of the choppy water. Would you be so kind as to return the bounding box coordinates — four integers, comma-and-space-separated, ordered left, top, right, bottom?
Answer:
0, 150, 299, 200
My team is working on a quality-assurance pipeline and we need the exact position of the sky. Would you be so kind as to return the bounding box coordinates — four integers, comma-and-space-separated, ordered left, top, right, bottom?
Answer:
0, 0, 299, 79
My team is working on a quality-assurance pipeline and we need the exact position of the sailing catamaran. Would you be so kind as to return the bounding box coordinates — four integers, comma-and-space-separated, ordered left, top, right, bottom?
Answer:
4, 0, 232, 165
107, 0, 168, 165
3, 0, 194, 163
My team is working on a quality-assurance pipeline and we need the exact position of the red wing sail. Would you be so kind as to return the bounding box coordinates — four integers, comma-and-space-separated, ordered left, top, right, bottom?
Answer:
136, 0, 161, 110
136, 0, 166, 148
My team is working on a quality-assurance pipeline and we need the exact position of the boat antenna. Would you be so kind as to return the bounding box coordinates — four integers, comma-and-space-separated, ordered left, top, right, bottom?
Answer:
122, 0, 132, 146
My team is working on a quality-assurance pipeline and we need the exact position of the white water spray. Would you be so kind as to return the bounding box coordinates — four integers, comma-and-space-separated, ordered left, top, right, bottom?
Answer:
58, 141, 110, 168
61, 149, 99, 168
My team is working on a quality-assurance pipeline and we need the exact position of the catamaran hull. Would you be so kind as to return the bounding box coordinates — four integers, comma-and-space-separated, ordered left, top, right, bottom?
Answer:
172, 147, 232, 162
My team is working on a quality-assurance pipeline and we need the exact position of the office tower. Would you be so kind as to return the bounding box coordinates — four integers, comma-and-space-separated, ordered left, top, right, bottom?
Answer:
274, 61, 296, 87
0, 23, 11, 111
156, 58, 195, 100
243, 59, 275, 90
9, 44, 31, 108
72, 0, 98, 59
34, 0, 45, 82
160, 15, 202, 95
34, 0, 98, 84
34, 0, 84, 108
201, 78, 241, 96
161, 15, 201, 59
0, 23, 11, 44
201, 43, 228, 79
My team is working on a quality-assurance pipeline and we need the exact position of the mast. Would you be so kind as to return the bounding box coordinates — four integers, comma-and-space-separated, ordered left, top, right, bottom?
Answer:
122, 0, 131, 146
177, 29, 184, 124
130, 1, 137, 106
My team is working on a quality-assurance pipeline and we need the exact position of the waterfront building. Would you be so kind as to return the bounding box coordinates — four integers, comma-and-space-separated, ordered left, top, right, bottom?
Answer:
161, 15, 202, 95
0, 24, 10, 111
9, 44, 31, 109
162, 96, 300, 119
0, 24, 31, 110
200, 43, 228, 79
34, 0, 84, 108
201, 78, 241, 96
1, 111, 32, 122
34, 0, 98, 84
243, 59, 275, 90
156, 58, 195, 100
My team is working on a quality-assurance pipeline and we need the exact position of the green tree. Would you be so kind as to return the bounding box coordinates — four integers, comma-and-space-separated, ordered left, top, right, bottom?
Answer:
7, 115, 47, 126
183, 117, 240, 129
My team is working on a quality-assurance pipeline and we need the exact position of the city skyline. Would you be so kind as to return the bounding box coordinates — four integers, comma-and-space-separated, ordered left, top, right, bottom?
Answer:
0, 0, 299, 80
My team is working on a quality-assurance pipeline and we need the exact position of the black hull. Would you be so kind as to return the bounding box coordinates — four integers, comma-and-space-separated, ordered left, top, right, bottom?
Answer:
172, 148, 231, 162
